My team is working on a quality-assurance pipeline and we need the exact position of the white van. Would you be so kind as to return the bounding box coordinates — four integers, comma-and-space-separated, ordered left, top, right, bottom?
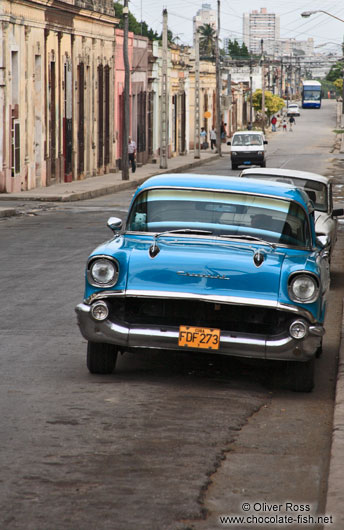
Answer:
227, 131, 268, 170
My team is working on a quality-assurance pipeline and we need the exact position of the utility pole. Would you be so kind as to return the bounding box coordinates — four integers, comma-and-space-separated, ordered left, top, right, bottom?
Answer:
160, 8, 168, 169
194, 30, 200, 159
215, 0, 222, 155
249, 57, 253, 126
261, 39, 265, 134
121, 0, 130, 180
342, 38, 344, 116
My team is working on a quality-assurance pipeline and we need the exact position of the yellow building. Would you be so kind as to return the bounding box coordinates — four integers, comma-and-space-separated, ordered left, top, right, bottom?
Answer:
0, 0, 118, 193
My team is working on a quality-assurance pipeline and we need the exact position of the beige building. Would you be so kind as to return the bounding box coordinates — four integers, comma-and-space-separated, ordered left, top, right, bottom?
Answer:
243, 8, 280, 56
0, 0, 118, 193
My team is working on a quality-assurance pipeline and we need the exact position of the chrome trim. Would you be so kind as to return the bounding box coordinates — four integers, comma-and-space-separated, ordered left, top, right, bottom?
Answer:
87, 255, 120, 288
84, 289, 318, 323
75, 302, 322, 361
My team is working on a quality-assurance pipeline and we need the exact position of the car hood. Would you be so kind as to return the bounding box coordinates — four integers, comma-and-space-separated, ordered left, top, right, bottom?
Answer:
122, 238, 303, 303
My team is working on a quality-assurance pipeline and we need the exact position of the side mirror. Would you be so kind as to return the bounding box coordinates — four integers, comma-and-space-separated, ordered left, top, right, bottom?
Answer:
227, 141, 231, 145
316, 234, 330, 248
107, 217, 123, 233
264, 140, 268, 144
332, 208, 344, 217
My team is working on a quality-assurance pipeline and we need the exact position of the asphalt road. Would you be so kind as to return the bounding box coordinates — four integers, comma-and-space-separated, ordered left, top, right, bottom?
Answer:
1, 100, 343, 530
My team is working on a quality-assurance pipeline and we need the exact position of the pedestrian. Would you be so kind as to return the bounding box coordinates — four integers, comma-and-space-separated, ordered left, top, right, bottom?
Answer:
271, 115, 277, 132
128, 136, 136, 173
221, 122, 227, 142
210, 127, 216, 150
247, 122, 253, 130
289, 115, 295, 131
200, 127, 208, 149
282, 118, 287, 132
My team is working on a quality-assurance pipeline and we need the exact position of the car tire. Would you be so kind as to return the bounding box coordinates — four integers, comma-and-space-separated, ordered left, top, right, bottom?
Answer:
231, 163, 238, 170
284, 358, 315, 392
87, 341, 118, 374
260, 161, 266, 168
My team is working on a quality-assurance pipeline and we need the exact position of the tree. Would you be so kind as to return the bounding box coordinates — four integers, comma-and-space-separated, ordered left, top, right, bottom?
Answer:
198, 23, 216, 57
114, 2, 159, 39
252, 89, 284, 118
226, 39, 250, 59
326, 61, 344, 83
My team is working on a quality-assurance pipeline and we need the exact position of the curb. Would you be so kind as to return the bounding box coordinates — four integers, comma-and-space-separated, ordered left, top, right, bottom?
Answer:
0, 154, 221, 203
0, 207, 18, 218
325, 301, 344, 529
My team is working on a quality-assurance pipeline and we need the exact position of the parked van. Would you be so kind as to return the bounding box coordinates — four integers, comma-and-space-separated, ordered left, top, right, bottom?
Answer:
227, 131, 268, 170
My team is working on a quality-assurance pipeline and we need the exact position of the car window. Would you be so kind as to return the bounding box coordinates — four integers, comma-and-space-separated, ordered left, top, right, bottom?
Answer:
127, 189, 311, 247
242, 174, 328, 212
232, 134, 263, 146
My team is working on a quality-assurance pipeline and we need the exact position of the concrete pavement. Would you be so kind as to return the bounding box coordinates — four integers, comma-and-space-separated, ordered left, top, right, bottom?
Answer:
1, 140, 343, 527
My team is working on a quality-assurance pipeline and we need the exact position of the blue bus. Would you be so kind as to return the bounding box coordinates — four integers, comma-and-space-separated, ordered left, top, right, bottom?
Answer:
302, 80, 322, 109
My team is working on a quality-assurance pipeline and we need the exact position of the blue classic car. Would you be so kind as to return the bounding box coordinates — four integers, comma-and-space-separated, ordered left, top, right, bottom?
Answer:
75, 174, 330, 392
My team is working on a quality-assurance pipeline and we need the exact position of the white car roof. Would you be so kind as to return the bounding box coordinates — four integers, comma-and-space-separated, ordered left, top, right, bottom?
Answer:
240, 167, 331, 185
232, 130, 264, 136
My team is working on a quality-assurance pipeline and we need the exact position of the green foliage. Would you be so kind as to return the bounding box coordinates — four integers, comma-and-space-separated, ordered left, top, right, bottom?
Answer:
334, 78, 343, 90
226, 39, 250, 59
114, 2, 159, 39
252, 89, 285, 117
198, 24, 216, 57
326, 61, 344, 83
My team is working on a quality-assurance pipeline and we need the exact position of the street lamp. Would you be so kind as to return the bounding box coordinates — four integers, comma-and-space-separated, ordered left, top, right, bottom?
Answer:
301, 10, 344, 23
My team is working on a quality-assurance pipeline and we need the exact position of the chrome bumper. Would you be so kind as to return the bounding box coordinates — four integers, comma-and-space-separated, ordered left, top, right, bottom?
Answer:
75, 302, 323, 362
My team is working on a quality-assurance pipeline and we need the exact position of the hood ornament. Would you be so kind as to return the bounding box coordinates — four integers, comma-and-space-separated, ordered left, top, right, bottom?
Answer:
253, 250, 265, 267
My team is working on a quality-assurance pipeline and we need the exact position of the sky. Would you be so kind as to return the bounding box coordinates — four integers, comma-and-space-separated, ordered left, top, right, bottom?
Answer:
126, 0, 344, 52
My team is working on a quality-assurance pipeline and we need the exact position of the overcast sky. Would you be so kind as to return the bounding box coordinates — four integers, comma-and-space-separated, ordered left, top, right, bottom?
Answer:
127, 0, 344, 52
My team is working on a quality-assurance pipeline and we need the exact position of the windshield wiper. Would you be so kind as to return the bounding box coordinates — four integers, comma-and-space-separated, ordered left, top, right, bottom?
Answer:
149, 229, 213, 258
218, 234, 277, 249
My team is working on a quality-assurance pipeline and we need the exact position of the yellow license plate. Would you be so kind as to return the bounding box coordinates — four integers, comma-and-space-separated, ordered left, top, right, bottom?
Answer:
178, 326, 220, 350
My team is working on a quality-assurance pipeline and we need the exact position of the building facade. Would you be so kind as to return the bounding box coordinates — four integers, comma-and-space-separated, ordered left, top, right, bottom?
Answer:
243, 8, 280, 56
0, 0, 118, 193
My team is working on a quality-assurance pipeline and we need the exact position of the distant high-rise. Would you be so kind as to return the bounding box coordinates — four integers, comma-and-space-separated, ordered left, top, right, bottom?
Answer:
243, 7, 280, 55
193, 3, 217, 44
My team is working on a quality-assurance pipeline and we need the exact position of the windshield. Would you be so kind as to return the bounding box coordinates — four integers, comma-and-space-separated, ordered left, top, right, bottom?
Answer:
232, 134, 263, 146
242, 174, 328, 212
127, 189, 311, 248
303, 90, 321, 101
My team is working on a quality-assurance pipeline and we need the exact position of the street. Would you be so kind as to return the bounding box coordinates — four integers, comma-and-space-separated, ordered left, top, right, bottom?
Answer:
1, 100, 343, 530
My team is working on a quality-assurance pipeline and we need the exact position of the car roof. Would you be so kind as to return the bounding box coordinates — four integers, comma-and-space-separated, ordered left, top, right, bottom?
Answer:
288, 103, 298, 107
240, 167, 331, 185
135, 174, 310, 208
232, 130, 264, 135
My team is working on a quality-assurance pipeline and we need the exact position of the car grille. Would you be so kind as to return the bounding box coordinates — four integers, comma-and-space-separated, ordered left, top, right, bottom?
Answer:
107, 298, 293, 336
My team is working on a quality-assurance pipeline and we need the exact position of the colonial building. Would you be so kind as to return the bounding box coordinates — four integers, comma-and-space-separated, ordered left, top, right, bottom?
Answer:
0, 0, 118, 193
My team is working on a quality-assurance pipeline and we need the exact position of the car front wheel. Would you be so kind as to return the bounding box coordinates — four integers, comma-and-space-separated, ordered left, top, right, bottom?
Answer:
231, 162, 238, 170
87, 341, 118, 374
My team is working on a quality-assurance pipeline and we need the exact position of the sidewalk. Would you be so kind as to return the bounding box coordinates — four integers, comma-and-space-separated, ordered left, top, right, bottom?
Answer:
0, 147, 228, 216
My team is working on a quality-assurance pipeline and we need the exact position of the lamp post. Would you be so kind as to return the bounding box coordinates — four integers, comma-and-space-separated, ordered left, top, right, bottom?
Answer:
301, 10, 344, 115
301, 10, 344, 23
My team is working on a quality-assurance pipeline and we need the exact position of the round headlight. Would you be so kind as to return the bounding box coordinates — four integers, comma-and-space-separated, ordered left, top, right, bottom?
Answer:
290, 320, 308, 339
91, 301, 109, 321
90, 258, 118, 286
289, 274, 318, 303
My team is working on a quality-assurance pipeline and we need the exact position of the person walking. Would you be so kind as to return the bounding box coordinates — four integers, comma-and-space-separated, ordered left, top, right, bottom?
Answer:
200, 127, 208, 149
271, 115, 277, 132
282, 118, 287, 132
128, 136, 136, 173
210, 127, 216, 150
288, 115, 295, 131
